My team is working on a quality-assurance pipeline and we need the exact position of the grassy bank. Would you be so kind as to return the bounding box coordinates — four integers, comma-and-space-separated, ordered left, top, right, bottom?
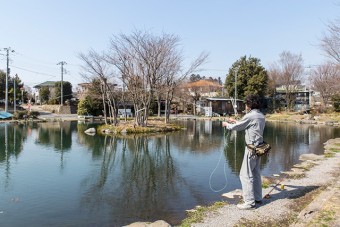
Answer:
97, 119, 183, 135
265, 112, 340, 124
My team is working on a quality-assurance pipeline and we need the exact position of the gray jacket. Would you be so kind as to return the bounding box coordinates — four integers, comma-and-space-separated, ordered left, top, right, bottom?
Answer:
226, 109, 265, 146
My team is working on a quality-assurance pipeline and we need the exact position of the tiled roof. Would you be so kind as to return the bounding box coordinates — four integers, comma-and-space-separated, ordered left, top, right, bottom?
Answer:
185, 80, 222, 88
33, 81, 57, 88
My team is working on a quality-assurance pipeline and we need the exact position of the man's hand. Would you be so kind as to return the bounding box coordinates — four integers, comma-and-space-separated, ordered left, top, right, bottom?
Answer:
226, 117, 237, 123
222, 118, 236, 127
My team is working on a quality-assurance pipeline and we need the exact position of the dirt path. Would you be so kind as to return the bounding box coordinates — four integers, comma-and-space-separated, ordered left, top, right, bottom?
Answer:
191, 138, 340, 227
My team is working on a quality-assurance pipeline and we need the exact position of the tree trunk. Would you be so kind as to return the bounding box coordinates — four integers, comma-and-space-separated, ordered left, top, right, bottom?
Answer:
101, 83, 108, 125
157, 95, 161, 117
193, 100, 196, 115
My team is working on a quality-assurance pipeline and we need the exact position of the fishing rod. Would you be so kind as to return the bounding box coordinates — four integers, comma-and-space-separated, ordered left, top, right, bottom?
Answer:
263, 175, 286, 199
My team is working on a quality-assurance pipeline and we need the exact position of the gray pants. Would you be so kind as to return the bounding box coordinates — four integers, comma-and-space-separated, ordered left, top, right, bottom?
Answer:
240, 147, 262, 206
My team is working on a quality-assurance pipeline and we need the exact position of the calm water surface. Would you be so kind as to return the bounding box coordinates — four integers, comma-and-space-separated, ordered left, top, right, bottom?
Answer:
0, 120, 339, 226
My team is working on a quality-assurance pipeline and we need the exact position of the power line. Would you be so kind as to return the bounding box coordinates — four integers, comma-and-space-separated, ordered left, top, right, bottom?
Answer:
12, 65, 83, 88
16, 52, 82, 68
16, 52, 63, 67
11, 65, 58, 78
203, 68, 228, 72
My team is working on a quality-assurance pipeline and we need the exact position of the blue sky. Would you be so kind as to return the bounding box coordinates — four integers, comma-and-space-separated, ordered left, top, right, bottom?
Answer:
0, 0, 339, 90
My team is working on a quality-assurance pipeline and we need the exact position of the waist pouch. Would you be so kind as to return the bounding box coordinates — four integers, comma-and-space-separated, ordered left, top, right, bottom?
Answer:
246, 142, 271, 156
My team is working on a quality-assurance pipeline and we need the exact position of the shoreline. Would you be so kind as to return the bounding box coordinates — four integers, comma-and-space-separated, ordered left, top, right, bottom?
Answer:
125, 132, 340, 227
126, 138, 340, 227
188, 138, 340, 227
1, 111, 339, 127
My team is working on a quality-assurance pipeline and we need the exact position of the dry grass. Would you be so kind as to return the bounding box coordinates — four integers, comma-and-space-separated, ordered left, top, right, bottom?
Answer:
179, 202, 227, 227
98, 120, 182, 135
266, 112, 340, 124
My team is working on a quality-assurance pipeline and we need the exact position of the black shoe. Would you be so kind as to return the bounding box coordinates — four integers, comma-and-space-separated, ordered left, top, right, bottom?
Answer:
255, 200, 262, 205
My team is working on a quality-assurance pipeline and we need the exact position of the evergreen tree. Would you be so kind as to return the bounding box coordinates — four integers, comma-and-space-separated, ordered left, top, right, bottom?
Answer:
224, 56, 268, 100
0, 70, 6, 100
332, 94, 340, 112
54, 81, 73, 104
39, 87, 50, 104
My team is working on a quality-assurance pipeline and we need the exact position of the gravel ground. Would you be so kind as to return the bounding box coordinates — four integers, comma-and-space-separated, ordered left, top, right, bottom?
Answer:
192, 139, 340, 227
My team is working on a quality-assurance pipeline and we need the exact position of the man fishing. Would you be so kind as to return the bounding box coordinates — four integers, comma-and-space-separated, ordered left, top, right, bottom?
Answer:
222, 94, 265, 210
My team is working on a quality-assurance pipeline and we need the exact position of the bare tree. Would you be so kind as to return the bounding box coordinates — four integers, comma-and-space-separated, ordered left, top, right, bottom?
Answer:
106, 31, 167, 126
79, 49, 119, 125
320, 18, 340, 63
310, 62, 340, 107
188, 86, 201, 115
182, 79, 221, 115
161, 52, 208, 123
270, 51, 304, 110
267, 65, 280, 94
267, 65, 282, 110
106, 30, 208, 125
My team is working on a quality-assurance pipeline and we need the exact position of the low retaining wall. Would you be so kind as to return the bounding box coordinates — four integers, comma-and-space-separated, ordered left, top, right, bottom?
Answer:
42, 105, 77, 114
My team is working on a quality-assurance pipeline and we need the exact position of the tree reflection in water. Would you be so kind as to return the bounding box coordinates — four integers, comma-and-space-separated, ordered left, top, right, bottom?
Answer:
79, 133, 186, 224
0, 123, 28, 188
0, 121, 339, 226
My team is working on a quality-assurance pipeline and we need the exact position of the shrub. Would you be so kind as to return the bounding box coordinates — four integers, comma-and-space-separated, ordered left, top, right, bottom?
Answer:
77, 98, 91, 115
332, 94, 340, 112
13, 110, 28, 119
29, 111, 40, 119
13, 110, 40, 119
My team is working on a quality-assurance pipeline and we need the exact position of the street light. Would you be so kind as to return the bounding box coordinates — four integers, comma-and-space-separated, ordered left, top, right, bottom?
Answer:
20, 87, 24, 105
234, 66, 239, 115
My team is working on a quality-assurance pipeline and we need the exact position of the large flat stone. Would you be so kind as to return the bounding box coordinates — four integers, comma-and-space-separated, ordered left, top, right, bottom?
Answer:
124, 220, 171, 227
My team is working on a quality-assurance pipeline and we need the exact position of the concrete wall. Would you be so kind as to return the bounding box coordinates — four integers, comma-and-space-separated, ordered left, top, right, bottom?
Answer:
42, 105, 77, 114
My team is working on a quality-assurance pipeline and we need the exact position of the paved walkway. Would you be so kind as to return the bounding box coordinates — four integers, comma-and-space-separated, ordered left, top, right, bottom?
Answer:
24, 104, 79, 121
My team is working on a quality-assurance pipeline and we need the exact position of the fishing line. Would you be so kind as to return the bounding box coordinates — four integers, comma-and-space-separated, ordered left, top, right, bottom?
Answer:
209, 126, 230, 192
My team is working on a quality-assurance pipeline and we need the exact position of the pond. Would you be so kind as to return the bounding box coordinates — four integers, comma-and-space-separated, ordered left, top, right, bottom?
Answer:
0, 120, 339, 226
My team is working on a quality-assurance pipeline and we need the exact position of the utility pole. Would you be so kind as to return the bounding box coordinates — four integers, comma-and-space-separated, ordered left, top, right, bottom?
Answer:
14, 74, 17, 112
4, 47, 15, 112
234, 68, 237, 104
57, 61, 67, 106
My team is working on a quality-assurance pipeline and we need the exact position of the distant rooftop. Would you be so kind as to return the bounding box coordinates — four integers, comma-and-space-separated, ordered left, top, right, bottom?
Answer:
206, 97, 244, 102
34, 81, 56, 89
185, 80, 222, 88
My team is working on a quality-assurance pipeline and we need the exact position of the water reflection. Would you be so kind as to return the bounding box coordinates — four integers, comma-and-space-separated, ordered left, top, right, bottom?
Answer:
171, 120, 224, 153
262, 122, 340, 174
78, 134, 191, 225
0, 123, 27, 189
0, 120, 339, 226
36, 122, 72, 151
0, 123, 26, 161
